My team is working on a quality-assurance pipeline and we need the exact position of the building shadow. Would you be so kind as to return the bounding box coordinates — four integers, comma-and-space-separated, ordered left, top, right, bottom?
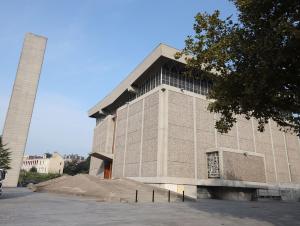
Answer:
190, 167, 300, 226
187, 198, 300, 226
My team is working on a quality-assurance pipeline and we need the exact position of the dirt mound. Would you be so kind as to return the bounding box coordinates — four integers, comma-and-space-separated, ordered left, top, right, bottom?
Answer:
34, 174, 186, 203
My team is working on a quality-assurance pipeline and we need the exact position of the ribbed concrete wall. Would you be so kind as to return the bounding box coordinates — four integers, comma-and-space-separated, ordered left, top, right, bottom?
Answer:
286, 133, 300, 182
112, 107, 128, 177
195, 98, 215, 180
2, 33, 47, 187
222, 151, 266, 183
92, 115, 114, 155
89, 156, 104, 177
167, 91, 195, 178
89, 115, 114, 177
270, 121, 290, 183
141, 92, 159, 177
165, 87, 300, 186
112, 91, 159, 178
124, 100, 143, 177
237, 116, 255, 152
91, 85, 300, 188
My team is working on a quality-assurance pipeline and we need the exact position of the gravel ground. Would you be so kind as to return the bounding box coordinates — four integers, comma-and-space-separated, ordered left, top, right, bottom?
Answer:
1, 188, 300, 226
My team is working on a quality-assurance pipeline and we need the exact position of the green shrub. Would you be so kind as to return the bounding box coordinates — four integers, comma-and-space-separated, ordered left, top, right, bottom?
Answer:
29, 166, 37, 173
18, 170, 61, 187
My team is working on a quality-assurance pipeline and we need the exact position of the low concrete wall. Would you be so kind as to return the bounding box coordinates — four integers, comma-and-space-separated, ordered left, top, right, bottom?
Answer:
258, 188, 300, 201
280, 189, 300, 201
198, 186, 257, 201
89, 156, 104, 177
150, 183, 197, 199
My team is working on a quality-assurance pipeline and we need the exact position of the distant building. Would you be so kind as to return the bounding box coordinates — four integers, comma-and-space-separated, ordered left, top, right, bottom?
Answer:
22, 152, 64, 174
63, 154, 85, 162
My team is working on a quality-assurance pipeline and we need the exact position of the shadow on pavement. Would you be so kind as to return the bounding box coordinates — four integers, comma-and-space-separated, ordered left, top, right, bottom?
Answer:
187, 199, 300, 226
0, 188, 34, 200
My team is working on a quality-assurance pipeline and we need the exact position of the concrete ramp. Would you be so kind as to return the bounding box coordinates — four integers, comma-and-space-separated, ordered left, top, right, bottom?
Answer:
35, 174, 187, 203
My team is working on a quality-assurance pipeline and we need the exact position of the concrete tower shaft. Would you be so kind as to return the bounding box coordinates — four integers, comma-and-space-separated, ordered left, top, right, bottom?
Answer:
2, 33, 47, 187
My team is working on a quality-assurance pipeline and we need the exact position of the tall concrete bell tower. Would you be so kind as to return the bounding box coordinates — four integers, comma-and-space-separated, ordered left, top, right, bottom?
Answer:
2, 33, 47, 187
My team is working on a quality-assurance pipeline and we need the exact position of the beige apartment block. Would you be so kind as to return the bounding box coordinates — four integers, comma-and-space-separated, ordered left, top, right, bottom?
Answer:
22, 152, 64, 174
2, 33, 47, 187
88, 44, 300, 200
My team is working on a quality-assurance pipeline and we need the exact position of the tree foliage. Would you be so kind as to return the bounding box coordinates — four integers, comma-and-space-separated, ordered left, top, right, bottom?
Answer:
177, 0, 300, 135
29, 166, 37, 173
63, 156, 90, 176
0, 135, 11, 170
18, 170, 61, 187
44, 153, 52, 158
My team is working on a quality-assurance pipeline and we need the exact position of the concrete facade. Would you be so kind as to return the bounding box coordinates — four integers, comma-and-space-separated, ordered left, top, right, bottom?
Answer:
88, 44, 300, 199
2, 33, 47, 187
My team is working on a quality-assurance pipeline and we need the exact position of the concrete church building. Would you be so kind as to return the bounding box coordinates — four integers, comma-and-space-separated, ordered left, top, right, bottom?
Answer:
88, 44, 300, 199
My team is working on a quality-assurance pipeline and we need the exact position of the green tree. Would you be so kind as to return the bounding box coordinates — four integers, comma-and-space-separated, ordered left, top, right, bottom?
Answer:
18, 170, 61, 187
63, 156, 90, 175
29, 166, 37, 173
176, 0, 300, 135
0, 135, 11, 170
44, 153, 52, 158
75, 156, 90, 174
63, 160, 78, 176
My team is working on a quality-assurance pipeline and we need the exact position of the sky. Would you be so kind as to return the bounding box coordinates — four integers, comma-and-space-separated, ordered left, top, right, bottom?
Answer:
0, 0, 237, 157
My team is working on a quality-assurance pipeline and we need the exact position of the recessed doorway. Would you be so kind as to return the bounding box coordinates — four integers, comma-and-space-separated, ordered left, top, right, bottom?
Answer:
103, 160, 112, 179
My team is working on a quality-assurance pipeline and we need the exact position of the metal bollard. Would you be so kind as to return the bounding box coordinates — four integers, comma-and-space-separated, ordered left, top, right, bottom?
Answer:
152, 189, 155, 202
135, 190, 138, 203
168, 190, 170, 203
182, 191, 185, 202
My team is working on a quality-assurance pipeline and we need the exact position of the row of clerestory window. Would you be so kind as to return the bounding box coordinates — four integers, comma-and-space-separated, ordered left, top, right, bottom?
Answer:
135, 66, 212, 98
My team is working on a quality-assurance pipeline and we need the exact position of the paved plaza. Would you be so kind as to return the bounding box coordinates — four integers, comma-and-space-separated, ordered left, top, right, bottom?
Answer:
1, 188, 300, 226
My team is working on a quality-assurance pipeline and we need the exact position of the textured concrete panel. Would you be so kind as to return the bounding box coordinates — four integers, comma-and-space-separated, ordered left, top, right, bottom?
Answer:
253, 121, 277, 183
168, 103, 193, 128
222, 151, 266, 183
89, 156, 104, 177
285, 133, 300, 183
237, 117, 255, 152
124, 101, 143, 177
112, 106, 128, 178
92, 115, 114, 155
125, 163, 139, 177
167, 91, 194, 178
271, 126, 290, 183
144, 91, 159, 108
217, 124, 238, 150
168, 138, 194, 163
196, 98, 216, 180
141, 161, 157, 177
2, 33, 47, 187
142, 139, 158, 162
126, 142, 141, 164
141, 92, 159, 177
